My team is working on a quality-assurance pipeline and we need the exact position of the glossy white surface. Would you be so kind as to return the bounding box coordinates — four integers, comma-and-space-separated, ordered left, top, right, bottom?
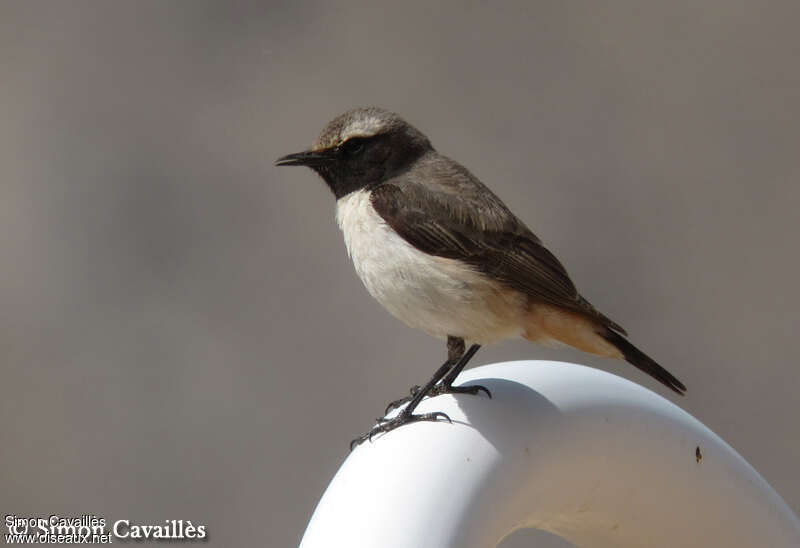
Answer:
299, 361, 800, 547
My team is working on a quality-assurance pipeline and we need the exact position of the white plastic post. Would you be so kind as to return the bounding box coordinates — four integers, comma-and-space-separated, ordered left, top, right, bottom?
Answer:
298, 361, 800, 548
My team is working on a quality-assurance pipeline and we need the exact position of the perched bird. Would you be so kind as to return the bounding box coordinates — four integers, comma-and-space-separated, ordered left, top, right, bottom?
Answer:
276, 107, 685, 447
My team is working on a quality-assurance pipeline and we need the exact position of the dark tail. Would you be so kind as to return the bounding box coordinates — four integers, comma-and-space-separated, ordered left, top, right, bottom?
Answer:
602, 329, 686, 395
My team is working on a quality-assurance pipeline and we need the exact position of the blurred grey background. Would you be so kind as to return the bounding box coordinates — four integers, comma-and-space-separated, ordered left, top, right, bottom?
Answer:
2, 1, 798, 547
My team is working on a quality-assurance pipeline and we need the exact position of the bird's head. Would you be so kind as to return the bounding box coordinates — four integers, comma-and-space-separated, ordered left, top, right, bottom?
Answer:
276, 107, 432, 198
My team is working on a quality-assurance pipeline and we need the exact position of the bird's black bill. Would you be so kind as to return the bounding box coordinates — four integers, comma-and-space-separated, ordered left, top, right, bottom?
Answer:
275, 149, 334, 167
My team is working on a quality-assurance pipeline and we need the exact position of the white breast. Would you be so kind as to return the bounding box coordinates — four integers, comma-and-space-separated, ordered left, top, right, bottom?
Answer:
335, 189, 526, 344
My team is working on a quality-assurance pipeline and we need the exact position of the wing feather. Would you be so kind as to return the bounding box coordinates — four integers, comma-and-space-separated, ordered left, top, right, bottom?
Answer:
370, 155, 626, 334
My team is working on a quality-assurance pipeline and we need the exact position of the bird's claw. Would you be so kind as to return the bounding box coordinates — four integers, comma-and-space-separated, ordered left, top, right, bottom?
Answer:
444, 384, 492, 399
422, 382, 492, 400
383, 383, 491, 415
350, 410, 452, 450
383, 385, 422, 414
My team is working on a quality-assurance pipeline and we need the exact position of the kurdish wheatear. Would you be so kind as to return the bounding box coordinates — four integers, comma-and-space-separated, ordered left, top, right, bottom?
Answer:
276, 107, 685, 447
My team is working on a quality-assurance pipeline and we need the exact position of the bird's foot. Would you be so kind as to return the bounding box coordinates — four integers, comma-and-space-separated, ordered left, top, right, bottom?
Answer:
383, 383, 491, 414
430, 383, 492, 399
384, 385, 422, 414
350, 410, 451, 450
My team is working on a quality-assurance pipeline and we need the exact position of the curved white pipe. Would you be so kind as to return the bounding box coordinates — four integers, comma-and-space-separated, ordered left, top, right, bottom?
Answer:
298, 361, 800, 548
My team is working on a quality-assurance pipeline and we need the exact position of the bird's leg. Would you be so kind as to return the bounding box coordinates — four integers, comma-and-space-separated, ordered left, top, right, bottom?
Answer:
428, 343, 491, 398
351, 352, 458, 449
384, 336, 466, 414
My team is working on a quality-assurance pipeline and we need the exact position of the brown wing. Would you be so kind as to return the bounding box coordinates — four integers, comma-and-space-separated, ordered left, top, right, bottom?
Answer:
370, 155, 626, 334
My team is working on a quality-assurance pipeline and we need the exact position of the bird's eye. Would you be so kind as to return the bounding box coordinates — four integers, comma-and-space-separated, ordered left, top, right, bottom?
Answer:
340, 138, 366, 156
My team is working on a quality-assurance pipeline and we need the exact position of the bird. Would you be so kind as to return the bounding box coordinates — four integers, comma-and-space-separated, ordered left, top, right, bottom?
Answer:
276, 107, 686, 447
